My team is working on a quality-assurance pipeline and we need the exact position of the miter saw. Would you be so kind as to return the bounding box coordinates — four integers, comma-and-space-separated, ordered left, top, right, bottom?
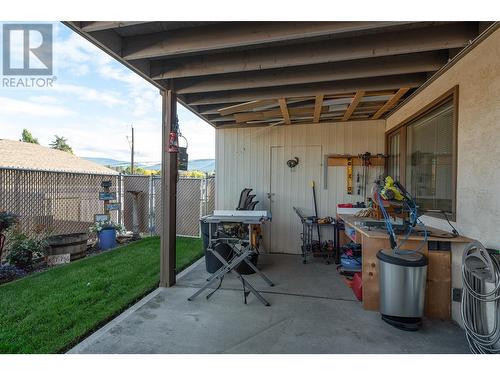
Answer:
374, 177, 430, 331
374, 176, 425, 252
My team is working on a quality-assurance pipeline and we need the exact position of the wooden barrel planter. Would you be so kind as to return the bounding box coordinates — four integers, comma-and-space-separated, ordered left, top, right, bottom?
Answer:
46, 232, 88, 261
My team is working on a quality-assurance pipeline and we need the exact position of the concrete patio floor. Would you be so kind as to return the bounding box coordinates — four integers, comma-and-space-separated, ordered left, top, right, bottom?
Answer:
69, 254, 469, 354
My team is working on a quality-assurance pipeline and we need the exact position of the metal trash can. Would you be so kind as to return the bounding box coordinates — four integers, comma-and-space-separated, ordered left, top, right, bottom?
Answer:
377, 249, 428, 331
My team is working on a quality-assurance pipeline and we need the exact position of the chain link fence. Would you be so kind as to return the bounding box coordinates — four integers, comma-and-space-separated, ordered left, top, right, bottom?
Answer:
0, 167, 119, 238
122, 175, 215, 237
0, 167, 215, 242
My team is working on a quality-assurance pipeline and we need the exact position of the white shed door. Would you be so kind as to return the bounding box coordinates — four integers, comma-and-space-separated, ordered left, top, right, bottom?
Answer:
269, 145, 322, 254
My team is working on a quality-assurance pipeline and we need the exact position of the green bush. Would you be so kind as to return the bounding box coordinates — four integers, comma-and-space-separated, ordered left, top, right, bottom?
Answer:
0, 211, 18, 232
6, 234, 47, 271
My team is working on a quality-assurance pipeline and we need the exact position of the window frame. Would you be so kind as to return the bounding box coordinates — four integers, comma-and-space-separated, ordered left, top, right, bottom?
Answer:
385, 85, 459, 221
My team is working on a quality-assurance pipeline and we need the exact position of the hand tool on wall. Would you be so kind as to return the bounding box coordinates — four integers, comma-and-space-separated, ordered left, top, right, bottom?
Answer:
346, 158, 353, 195
358, 152, 372, 201
324, 153, 386, 193
356, 172, 361, 195
311, 181, 321, 243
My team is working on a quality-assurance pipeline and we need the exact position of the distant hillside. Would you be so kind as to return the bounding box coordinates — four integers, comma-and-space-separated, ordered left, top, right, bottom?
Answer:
145, 159, 215, 172
83, 157, 215, 173
82, 157, 128, 167
188, 159, 215, 173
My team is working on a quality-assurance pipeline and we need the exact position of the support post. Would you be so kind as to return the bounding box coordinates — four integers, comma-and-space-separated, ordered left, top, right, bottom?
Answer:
160, 90, 178, 287
130, 126, 135, 174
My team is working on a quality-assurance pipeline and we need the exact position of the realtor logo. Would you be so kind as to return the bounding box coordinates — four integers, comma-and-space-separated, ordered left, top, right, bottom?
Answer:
2, 24, 53, 76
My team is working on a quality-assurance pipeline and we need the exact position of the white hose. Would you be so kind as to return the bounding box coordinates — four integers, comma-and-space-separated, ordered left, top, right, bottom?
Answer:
461, 241, 500, 354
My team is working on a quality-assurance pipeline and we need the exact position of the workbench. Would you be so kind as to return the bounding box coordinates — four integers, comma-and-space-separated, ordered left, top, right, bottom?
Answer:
337, 214, 472, 320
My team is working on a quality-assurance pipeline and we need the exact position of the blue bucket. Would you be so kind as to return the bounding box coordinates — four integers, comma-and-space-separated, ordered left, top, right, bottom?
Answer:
341, 254, 362, 271
98, 228, 116, 250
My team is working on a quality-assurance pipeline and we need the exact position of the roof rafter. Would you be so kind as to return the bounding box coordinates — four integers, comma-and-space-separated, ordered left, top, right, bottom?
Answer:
80, 21, 148, 32
172, 51, 446, 94
150, 23, 476, 80
313, 95, 324, 123
372, 88, 410, 119
186, 74, 425, 105
123, 21, 413, 61
217, 99, 276, 116
234, 105, 331, 123
278, 98, 291, 124
342, 91, 365, 121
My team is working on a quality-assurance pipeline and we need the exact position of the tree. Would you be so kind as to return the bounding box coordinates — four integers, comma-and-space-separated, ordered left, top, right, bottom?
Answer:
123, 165, 148, 175
20, 129, 39, 144
180, 170, 207, 178
50, 135, 73, 154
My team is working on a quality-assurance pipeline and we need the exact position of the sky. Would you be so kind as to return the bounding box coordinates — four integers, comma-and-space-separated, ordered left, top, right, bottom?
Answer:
0, 22, 215, 164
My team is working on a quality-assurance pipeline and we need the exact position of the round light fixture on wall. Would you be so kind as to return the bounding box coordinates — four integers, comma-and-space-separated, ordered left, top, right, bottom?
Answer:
287, 157, 299, 169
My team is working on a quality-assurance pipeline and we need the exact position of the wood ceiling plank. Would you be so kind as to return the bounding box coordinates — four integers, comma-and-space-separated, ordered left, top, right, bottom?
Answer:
372, 88, 410, 119
218, 99, 275, 116
186, 74, 425, 105
342, 91, 365, 121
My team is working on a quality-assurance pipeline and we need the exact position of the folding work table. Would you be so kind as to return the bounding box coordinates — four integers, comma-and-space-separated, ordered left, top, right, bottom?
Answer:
187, 210, 275, 306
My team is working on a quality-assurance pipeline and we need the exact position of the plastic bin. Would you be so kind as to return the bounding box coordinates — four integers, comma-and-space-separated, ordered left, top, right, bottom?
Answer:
98, 228, 116, 250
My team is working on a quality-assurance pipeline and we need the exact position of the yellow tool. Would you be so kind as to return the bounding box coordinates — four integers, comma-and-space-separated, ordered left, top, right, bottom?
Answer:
346, 158, 353, 195
317, 216, 333, 224
251, 225, 261, 248
380, 176, 405, 201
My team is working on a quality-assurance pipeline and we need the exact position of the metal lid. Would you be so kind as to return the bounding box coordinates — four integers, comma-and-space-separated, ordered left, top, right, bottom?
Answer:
377, 249, 428, 267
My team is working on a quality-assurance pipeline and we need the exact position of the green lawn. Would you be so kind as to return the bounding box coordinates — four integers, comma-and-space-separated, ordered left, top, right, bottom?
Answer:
0, 236, 203, 354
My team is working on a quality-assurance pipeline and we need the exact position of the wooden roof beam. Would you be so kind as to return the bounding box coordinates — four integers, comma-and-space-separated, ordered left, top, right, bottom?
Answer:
186, 74, 425, 105
80, 21, 148, 32
234, 105, 330, 123
278, 98, 291, 124
122, 21, 413, 61
198, 103, 245, 115
171, 52, 446, 94
372, 88, 410, 119
342, 91, 365, 121
150, 23, 477, 80
217, 99, 276, 116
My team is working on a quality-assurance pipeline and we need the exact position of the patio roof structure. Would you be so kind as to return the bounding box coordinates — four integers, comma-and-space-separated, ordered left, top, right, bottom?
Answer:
64, 21, 497, 288
65, 21, 491, 128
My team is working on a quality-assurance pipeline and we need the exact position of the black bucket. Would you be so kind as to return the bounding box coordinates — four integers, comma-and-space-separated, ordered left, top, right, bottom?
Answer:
205, 242, 233, 273
235, 252, 258, 275
200, 218, 215, 252
201, 218, 259, 274
205, 242, 259, 274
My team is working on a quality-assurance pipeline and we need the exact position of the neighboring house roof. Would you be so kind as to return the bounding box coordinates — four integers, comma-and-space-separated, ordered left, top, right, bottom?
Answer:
0, 139, 118, 175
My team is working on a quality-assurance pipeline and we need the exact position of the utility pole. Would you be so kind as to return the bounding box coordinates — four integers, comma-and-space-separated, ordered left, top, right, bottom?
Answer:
130, 125, 135, 174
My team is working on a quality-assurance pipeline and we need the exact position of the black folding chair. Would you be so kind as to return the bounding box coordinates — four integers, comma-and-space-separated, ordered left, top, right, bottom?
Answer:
236, 188, 253, 210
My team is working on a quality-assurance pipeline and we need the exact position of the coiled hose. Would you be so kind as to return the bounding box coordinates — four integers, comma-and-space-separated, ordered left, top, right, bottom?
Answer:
461, 241, 500, 353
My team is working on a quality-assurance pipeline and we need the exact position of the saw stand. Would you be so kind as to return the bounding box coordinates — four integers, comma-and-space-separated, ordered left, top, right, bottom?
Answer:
187, 211, 275, 306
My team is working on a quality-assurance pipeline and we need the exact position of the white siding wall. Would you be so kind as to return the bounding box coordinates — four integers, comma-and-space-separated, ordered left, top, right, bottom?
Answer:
215, 120, 386, 252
